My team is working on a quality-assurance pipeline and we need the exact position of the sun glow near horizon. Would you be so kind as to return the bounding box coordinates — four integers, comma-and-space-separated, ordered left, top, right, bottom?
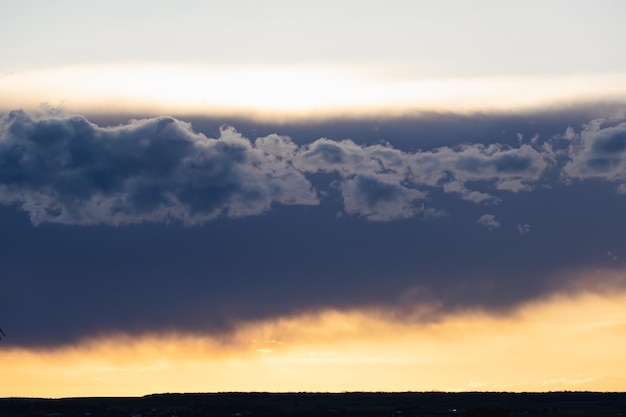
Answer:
2, 285, 626, 398
3, 63, 626, 119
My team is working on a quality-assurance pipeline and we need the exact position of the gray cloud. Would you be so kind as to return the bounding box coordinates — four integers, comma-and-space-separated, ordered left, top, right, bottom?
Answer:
294, 133, 552, 219
0, 111, 560, 225
562, 120, 626, 188
0, 110, 318, 225
2, 111, 626, 227
339, 175, 425, 221
407, 143, 551, 202
477, 214, 501, 230
4, 108, 626, 347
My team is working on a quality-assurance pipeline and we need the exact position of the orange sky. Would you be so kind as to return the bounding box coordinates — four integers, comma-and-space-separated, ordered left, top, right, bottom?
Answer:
2, 277, 626, 398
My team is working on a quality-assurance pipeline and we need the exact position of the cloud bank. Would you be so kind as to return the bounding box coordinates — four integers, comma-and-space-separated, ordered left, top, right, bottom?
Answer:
0, 110, 317, 225
0, 110, 586, 225
3, 109, 626, 348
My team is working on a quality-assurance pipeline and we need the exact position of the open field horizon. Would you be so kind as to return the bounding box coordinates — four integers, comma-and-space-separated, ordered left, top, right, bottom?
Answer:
2, 391, 626, 417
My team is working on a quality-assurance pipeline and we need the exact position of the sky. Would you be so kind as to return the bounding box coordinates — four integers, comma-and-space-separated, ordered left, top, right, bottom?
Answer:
2, 0, 626, 397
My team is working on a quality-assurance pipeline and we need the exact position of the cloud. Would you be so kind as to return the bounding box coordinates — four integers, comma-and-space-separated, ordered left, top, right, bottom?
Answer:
6, 111, 626, 229
562, 120, 626, 189
4, 291, 626, 395
0, 110, 318, 225
293, 132, 551, 218
517, 224, 531, 235
339, 175, 425, 221
294, 138, 428, 220
0, 111, 558, 225
403, 142, 550, 205
477, 214, 501, 230
441, 181, 500, 204
4, 109, 626, 348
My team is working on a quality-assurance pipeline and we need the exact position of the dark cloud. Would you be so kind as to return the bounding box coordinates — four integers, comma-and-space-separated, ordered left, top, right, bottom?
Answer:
3, 107, 626, 348
0, 110, 318, 225
0, 111, 556, 225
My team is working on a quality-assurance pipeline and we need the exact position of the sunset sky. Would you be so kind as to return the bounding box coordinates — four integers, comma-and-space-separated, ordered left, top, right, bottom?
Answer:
2, 0, 626, 398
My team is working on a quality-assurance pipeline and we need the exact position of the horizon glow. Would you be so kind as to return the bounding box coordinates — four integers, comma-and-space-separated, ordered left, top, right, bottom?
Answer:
2, 64, 626, 119
2, 282, 626, 397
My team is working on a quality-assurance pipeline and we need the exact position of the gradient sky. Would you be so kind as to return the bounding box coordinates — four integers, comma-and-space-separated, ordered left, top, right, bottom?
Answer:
2, 0, 626, 398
